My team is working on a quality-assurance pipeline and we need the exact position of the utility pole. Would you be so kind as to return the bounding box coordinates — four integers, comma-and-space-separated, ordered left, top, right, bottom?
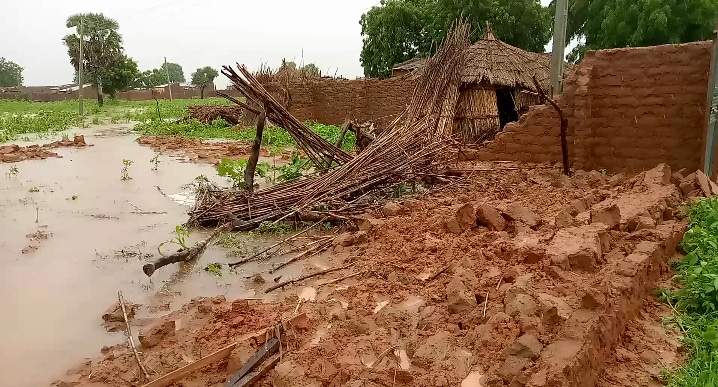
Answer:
550, 0, 569, 97
78, 16, 85, 118
702, 19, 718, 177
164, 56, 173, 101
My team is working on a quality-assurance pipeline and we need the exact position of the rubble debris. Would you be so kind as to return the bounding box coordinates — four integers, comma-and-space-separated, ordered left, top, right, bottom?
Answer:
138, 320, 176, 349
505, 203, 541, 228
505, 294, 539, 317
447, 276, 476, 314
590, 204, 621, 230
475, 203, 507, 231
184, 105, 244, 125
382, 201, 405, 216
505, 334, 543, 360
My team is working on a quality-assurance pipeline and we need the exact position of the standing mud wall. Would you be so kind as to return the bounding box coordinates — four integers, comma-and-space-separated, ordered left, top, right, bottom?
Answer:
473, 41, 712, 173
0, 84, 218, 102
282, 76, 416, 129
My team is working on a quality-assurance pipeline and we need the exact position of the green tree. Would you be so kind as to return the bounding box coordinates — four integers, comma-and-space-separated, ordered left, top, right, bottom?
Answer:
190, 66, 219, 98
359, 0, 431, 78
301, 63, 321, 78
160, 62, 185, 83
565, 0, 718, 62
63, 13, 124, 106
0, 58, 23, 87
104, 56, 141, 97
359, 0, 552, 78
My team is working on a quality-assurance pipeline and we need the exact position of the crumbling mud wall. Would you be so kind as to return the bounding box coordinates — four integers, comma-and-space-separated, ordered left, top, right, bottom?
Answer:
474, 41, 712, 173
284, 76, 416, 128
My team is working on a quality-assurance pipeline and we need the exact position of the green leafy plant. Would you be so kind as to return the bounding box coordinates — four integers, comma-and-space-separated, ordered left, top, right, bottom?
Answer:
91, 116, 100, 125
277, 154, 312, 182
158, 225, 189, 256
6, 166, 18, 178
150, 153, 161, 171
660, 197, 718, 386
255, 221, 295, 235
121, 159, 133, 180
71, 195, 78, 200
215, 158, 273, 188
204, 262, 223, 277
390, 182, 414, 198
28, 186, 39, 193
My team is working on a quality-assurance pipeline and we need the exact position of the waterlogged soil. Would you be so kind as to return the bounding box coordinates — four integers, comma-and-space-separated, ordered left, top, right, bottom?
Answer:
0, 125, 323, 387
57, 163, 690, 387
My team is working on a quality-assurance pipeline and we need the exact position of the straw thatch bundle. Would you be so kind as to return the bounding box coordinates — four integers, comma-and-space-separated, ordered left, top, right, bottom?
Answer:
454, 87, 500, 143
461, 25, 551, 94
185, 105, 244, 125
188, 21, 472, 229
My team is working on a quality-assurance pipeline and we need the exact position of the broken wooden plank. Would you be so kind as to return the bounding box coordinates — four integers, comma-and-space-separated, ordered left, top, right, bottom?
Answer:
225, 339, 279, 386
231, 354, 280, 387
141, 342, 237, 387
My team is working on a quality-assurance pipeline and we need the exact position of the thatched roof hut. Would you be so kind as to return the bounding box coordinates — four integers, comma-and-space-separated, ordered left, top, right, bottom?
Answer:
395, 25, 570, 143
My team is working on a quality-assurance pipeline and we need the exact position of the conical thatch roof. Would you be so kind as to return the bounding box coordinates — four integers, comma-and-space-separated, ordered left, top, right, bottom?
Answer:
461, 26, 553, 93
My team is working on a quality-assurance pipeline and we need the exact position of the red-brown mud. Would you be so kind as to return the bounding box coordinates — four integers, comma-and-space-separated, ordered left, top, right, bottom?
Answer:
0, 135, 89, 163
137, 136, 277, 165
57, 162, 696, 387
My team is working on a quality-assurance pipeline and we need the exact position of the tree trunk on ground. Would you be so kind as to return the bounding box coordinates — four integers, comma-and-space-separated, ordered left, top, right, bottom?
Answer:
200, 85, 205, 99
244, 106, 268, 193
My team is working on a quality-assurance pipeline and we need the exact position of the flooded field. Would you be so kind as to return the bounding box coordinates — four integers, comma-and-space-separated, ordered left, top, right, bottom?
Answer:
0, 126, 323, 387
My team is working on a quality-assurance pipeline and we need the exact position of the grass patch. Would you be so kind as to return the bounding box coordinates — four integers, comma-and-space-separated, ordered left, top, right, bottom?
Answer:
661, 197, 718, 386
135, 118, 355, 151
0, 97, 230, 143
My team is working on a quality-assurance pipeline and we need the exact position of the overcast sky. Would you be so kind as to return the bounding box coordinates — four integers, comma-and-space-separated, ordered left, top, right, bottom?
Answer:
1, 0, 555, 88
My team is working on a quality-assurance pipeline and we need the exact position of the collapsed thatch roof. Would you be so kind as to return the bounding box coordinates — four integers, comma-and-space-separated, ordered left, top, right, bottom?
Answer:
462, 27, 553, 93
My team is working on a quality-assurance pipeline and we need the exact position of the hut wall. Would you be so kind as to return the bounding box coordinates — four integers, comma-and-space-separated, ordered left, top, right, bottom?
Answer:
469, 40, 712, 173
454, 86, 500, 143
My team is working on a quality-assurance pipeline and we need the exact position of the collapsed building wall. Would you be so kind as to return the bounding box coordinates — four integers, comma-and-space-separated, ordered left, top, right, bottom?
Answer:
473, 41, 712, 173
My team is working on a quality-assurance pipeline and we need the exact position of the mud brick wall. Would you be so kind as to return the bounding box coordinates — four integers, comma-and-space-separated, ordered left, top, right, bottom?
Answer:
285, 77, 415, 128
476, 41, 712, 173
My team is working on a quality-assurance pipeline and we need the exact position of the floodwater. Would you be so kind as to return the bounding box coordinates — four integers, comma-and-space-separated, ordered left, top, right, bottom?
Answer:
0, 126, 318, 387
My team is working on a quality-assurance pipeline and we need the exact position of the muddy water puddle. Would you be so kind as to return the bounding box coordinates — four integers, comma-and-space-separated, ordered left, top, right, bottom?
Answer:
0, 127, 326, 387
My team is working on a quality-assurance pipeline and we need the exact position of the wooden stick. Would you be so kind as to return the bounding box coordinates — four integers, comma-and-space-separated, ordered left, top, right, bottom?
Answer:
482, 291, 489, 318
118, 291, 150, 382
244, 105, 268, 193
265, 262, 355, 293
318, 270, 367, 286
270, 239, 332, 273
533, 75, 569, 176
141, 342, 237, 387
228, 219, 325, 267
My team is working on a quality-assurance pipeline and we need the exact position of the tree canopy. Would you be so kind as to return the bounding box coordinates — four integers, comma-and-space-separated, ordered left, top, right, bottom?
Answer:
565, 0, 718, 62
64, 13, 125, 105
0, 57, 23, 87
359, 0, 552, 78
190, 66, 219, 98
136, 62, 186, 88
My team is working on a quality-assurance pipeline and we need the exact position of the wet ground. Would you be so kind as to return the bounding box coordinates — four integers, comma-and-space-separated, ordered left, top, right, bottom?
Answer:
0, 125, 320, 387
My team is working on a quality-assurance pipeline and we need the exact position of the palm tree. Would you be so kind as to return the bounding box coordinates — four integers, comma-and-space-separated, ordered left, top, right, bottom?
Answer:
63, 13, 123, 106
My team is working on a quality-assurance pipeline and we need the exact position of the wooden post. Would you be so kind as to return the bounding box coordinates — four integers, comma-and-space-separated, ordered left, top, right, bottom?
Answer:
550, 0, 569, 97
244, 105, 268, 192
702, 19, 718, 177
78, 16, 84, 118
164, 56, 173, 101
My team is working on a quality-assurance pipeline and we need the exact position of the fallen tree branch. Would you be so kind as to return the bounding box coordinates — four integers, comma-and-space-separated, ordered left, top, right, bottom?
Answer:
143, 224, 230, 276
265, 262, 355, 293
533, 75, 569, 176
118, 291, 150, 382
244, 105, 268, 192
216, 91, 261, 115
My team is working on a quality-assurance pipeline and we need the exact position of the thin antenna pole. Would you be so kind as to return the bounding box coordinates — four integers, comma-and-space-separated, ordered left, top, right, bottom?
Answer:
78, 16, 85, 118
164, 56, 173, 101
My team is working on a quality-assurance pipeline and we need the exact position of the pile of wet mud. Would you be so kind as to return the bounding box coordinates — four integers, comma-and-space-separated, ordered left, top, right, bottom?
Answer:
0, 135, 88, 163
57, 162, 700, 387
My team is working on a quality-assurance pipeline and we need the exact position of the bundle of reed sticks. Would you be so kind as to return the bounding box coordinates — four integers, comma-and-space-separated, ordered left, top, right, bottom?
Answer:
188, 21, 471, 229
221, 65, 352, 169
